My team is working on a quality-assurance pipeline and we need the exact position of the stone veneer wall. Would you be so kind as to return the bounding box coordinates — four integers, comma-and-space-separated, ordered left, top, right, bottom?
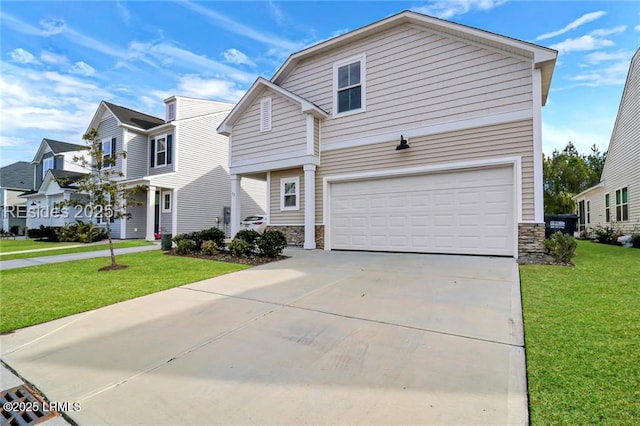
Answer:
315, 225, 324, 249
266, 225, 304, 246
518, 223, 545, 260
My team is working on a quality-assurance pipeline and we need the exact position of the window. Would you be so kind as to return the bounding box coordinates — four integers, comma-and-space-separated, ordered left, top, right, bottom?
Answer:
333, 54, 366, 115
150, 134, 172, 168
616, 187, 629, 221
260, 97, 272, 132
605, 193, 610, 222
161, 191, 171, 213
102, 138, 116, 168
42, 157, 54, 178
586, 200, 590, 224
280, 176, 299, 211
167, 102, 176, 121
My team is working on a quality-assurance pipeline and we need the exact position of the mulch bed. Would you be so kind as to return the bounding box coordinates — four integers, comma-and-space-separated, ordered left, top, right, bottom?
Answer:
164, 250, 287, 266
98, 264, 129, 271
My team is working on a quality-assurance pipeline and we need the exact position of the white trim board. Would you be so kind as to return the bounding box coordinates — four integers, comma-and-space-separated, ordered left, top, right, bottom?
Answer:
321, 109, 533, 152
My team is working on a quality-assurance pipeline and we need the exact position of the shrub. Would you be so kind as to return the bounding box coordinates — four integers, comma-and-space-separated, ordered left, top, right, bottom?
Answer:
9, 225, 20, 235
544, 231, 577, 263
256, 230, 287, 258
228, 238, 250, 257
234, 229, 261, 252
176, 239, 196, 255
184, 227, 226, 251
56, 221, 106, 243
172, 233, 187, 244
632, 234, 640, 249
201, 240, 218, 256
27, 225, 60, 241
592, 225, 618, 244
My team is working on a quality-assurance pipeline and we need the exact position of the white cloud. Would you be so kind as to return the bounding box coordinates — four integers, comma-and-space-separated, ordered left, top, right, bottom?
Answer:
69, 61, 96, 77
40, 50, 68, 65
636, 24, 640, 31
589, 26, 626, 37
536, 11, 606, 41
39, 18, 66, 36
222, 48, 255, 66
8, 48, 39, 64
117, 1, 132, 25
268, 1, 285, 25
0, 136, 29, 148
569, 61, 630, 87
413, 0, 508, 19
585, 49, 634, 64
542, 121, 611, 155
549, 35, 614, 53
172, 75, 247, 102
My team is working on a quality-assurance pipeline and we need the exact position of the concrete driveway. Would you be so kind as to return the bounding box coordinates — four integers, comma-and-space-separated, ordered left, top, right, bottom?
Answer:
1, 249, 527, 425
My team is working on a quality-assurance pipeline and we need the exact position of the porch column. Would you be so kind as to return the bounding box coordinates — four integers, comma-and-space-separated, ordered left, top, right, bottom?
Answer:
146, 186, 156, 241
230, 175, 240, 238
303, 164, 316, 249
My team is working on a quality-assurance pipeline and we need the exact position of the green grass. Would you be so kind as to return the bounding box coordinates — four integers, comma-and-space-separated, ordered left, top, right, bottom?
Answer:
520, 241, 640, 424
0, 250, 249, 333
0, 239, 76, 253
0, 240, 152, 261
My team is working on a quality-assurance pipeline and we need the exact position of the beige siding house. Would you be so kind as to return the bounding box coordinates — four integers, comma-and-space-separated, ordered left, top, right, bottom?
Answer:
218, 11, 557, 258
85, 97, 266, 240
573, 48, 640, 235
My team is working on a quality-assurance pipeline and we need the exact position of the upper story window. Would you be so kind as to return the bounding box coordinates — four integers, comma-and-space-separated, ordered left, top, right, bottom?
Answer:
280, 176, 300, 211
166, 102, 176, 121
333, 54, 366, 116
616, 187, 629, 221
260, 97, 272, 132
150, 134, 173, 168
101, 138, 115, 168
42, 157, 54, 179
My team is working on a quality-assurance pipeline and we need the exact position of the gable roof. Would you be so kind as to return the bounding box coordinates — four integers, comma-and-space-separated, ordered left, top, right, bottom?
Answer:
272, 10, 557, 105
49, 169, 88, 188
0, 161, 34, 190
87, 101, 165, 133
600, 48, 640, 179
217, 77, 328, 135
31, 138, 86, 164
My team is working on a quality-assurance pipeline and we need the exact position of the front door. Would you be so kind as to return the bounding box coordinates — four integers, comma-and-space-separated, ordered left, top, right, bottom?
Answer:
154, 190, 160, 234
578, 200, 586, 232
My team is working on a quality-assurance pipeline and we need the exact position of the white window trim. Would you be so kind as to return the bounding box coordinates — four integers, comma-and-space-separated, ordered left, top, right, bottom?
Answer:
161, 190, 172, 213
280, 176, 300, 211
102, 138, 113, 169
332, 53, 366, 118
42, 157, 54, 178
154, 135, 168, 168
167, 101, 176, 121
260, 97, 272, 132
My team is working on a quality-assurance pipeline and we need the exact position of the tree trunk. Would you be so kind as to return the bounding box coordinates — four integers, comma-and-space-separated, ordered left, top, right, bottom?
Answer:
105, 217, 116, 267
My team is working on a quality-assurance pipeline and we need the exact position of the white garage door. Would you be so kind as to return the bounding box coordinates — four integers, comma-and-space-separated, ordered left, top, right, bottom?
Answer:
330, 167, 515, 256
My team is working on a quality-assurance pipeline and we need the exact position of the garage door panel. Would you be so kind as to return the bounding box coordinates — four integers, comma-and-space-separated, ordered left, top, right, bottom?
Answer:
330, 167, 514, 256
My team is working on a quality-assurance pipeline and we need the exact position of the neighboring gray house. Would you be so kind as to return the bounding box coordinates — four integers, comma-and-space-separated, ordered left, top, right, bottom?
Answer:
86, 97, 266, 240
0, 162, 33, 234
218, 10, 557, 258
22, 139, 90, 230
573, 48, 640, 234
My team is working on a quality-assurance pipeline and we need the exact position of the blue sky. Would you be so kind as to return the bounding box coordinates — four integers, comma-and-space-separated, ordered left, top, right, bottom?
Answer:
1, 0, 639, 167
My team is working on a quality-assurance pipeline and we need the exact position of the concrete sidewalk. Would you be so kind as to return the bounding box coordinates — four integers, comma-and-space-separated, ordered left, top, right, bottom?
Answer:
0, 244, 160, 270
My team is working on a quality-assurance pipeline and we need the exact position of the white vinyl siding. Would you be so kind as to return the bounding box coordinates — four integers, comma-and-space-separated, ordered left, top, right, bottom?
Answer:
175, 98, 234, 120
269, 168, 304, 224
126, 132, 148, 179
316, 120, 534, 223
597, 50, 640, 233
280, 23, 532, 144
260, 97, 272, 132
231, 88, 307, 163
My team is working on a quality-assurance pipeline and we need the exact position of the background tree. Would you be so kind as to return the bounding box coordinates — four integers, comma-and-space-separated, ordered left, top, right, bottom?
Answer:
543, 142, 607, 214
59, 128, 146, 270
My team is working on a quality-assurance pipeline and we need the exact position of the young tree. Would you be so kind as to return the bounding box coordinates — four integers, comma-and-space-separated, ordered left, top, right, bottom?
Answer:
59, 128, 147, 270
543, 142, 607, 214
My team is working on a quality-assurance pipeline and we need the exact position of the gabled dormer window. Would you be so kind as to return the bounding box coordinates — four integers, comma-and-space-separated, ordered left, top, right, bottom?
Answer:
150, 134, 173, 168
260, 97, 272, 132
167, 102, 176, 121
333, 54, 366, 116
42, 157, 54, 179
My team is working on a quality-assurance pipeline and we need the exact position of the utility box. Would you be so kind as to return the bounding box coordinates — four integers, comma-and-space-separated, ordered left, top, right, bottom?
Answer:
544, 214, 579, 238
161, 233, 172, 250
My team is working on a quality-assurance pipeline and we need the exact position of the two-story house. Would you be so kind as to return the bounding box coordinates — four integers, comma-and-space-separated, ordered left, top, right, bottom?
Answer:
22, 139, 90, 230
218, 10, 557, 259
87, 97, 266, 240
573, 48, 639, 235
0, 161, 34, 234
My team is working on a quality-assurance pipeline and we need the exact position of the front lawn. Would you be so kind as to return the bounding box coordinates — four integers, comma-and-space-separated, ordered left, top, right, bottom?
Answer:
0, 240, 152, 261
0, 239, 76, 253
520, 241, 640, 424
0, 250, 249, 333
